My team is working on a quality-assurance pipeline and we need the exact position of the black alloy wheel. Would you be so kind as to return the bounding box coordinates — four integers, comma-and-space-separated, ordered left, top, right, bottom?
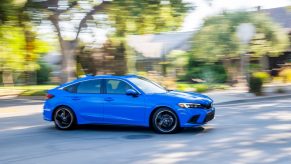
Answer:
54, 107, 75, 130
152, 108, 179, 134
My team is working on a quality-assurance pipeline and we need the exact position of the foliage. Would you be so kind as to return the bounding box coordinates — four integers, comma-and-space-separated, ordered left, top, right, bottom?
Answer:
104, 0, 191, 75
279, 68, 291, 83
0, 0, 16, 23
167, 50, 188, 67
191, 12, 289, 61
249, 14, 290, 57
249, 76, 263, 95
0, 0, 51, 85
194, 84, 209, 93
186, 60, 228, 83
249, 63, 262, 72
36, 61, 52, 84
176, 83, 228, 92
107, 0, 191, 37
189, 11, 290, 83
252, 71, 270, 83
20, 89, 47, 96
24, 0, 191, 80
0, 85, 57, 96
0, 26, 26, 71
276, 87, 286, 94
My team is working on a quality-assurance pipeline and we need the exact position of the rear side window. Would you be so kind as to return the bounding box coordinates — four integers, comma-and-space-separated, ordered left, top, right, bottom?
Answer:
77, 80, 101, 94
64, 84, 78, 93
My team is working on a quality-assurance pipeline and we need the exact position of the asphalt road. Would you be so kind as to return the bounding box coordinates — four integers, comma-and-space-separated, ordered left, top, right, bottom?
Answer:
1, 98, 291, 164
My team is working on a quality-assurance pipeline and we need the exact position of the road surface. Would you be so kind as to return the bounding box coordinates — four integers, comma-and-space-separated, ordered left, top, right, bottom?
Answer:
1, 98, 291, 163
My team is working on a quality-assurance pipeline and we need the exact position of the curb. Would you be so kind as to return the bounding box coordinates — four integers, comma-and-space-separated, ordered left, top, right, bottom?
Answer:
215, 93, 291, 105
17, 96, 45, 100
0, 96, 45, 101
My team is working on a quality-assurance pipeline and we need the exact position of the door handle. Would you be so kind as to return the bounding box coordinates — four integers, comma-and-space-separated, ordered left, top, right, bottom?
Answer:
72, 97, 80, 101
104, 97, 114, 101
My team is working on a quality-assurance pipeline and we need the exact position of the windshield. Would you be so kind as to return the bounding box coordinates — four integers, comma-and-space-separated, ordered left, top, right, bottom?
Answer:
128, 77, 167, 94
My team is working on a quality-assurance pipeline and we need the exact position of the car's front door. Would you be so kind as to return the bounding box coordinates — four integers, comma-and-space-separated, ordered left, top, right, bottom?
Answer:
103, 79, 146, 126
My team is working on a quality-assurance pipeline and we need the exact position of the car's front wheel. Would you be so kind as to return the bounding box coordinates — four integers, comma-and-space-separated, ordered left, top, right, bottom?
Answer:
54, 106, 75, 130
152, 108, 180, 134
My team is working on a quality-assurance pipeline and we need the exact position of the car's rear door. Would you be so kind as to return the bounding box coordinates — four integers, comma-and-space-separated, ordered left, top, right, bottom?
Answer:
66, 79, 104, 123
102, 79, 146, 126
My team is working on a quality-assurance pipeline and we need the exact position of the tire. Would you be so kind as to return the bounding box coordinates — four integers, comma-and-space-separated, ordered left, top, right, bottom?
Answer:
152, 108, 180, 134
54, 106, 76, 130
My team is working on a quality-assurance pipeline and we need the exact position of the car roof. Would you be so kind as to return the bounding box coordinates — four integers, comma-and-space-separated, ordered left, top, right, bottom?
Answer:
57, 74, 139, 89
85, 74, 138, 79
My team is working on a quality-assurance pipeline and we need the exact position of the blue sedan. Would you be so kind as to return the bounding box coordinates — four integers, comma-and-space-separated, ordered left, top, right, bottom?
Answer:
43, 75, 215, 134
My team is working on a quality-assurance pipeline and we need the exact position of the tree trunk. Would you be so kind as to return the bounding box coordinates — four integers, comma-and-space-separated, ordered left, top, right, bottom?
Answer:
222, 59, 235, 85
260, 55, 269, 71
60, 40, 77, 83
114, 41, 127, 75
50, 15, 77, 83
2, 70, 14, 86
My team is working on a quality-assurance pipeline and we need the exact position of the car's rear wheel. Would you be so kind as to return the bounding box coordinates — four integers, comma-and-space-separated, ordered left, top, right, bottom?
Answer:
152, 108, 179, 134
54, 107, 75, 130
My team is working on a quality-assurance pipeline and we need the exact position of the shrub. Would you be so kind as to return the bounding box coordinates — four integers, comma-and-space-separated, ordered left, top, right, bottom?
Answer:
279, 68, 291, 83
252, 71, 270, 83
186, 60, 227, 83
249, 76, 263, 95
176, 84, 187, 91
276, 88, 286, 94
37, 62, 52, 84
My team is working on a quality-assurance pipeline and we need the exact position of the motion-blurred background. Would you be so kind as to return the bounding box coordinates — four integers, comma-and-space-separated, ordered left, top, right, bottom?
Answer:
0, 0, 290, 97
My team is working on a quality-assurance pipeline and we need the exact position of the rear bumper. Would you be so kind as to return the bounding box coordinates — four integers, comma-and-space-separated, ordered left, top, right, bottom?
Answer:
43, 108, 53, 121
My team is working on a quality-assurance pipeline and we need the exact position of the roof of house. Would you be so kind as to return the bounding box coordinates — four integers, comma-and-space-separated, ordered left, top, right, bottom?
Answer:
127, 31, 194, 58
261, 7, 291, 31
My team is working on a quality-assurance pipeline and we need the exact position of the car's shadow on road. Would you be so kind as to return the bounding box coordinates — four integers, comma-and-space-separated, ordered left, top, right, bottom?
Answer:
72, 124, 209, 136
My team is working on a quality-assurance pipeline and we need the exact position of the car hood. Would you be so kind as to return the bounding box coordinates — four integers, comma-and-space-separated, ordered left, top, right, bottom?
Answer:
149, 91, 213, 105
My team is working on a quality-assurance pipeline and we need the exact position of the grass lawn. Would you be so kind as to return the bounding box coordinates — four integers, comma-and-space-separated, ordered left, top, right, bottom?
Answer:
176, 83, 229, 92
0, 85, 57, 96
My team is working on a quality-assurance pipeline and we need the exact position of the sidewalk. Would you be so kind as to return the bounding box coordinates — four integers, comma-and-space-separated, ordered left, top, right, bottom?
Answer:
207, 83, 291, 104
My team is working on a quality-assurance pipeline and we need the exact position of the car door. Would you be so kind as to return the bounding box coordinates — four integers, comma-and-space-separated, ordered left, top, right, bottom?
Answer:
103, 79, 146, 126
66, 79, 104, 123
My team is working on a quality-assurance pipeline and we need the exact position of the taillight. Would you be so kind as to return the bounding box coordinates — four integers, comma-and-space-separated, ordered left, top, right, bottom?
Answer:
46, 93, 54, 100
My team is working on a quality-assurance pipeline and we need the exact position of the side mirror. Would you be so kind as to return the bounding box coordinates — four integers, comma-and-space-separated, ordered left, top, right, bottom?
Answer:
126, 89, 139, 97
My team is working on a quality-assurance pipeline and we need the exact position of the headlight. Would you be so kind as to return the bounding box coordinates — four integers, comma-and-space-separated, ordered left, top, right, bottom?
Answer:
178, 103, 202, 108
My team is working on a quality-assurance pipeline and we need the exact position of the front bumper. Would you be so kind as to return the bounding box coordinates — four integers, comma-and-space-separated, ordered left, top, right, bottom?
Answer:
180, 108, 215, 127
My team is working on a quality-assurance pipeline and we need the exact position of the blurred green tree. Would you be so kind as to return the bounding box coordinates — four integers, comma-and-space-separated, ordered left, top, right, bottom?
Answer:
0, 0, 50, 85
0, 0, 49, 85
189, 11, 289, 83
105, 0, 191, 74
107, 0, 190, 36
26, 0, 190, 81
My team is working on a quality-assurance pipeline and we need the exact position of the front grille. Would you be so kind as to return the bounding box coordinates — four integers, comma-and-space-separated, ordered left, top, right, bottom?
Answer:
204, 110, 215, 123
201, 103, 213, 109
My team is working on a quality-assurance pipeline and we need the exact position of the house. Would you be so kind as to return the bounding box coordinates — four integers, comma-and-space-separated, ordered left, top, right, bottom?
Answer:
127, 31, 194, 74
261, 7, 291, 75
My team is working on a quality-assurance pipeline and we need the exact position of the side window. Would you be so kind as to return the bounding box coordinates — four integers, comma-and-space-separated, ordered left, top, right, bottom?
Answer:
77, 80, 101, 94
106, 79, 132, 94
64, 84, 78, 93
